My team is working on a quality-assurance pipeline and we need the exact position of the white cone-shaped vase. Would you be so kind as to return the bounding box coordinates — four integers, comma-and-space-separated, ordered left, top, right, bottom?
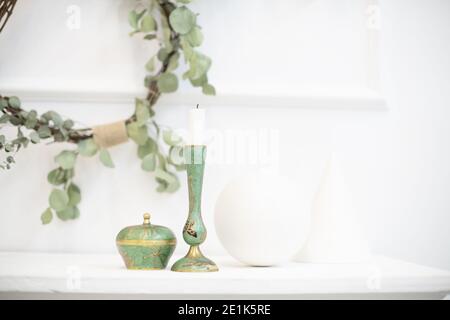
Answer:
294, 154, 371, 263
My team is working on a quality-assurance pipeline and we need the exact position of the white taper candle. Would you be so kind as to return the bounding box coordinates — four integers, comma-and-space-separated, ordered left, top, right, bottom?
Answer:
188, 105, 205, 145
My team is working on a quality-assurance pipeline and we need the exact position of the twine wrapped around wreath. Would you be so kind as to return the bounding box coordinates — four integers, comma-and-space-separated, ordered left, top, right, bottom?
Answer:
93, 121, 129, 149
0, 0, 17, 33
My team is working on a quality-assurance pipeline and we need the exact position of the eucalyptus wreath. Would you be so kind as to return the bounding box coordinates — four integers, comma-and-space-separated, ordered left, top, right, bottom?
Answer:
0, 0, 215, 224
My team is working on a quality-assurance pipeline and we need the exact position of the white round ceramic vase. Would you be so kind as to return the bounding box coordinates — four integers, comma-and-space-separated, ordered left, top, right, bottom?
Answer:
214, 173, 310, 266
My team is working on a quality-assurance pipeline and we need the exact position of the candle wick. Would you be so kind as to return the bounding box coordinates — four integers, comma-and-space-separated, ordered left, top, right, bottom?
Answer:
196, 104, 199, 109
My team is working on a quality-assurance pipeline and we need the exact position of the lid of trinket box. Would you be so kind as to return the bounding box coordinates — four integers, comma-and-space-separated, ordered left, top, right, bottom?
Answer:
116, 213, 176, 245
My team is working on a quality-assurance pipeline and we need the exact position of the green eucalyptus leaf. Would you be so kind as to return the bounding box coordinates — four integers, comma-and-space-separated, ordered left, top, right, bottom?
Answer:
47, 168, 66, 186
38, 126, 52, 139
140, 14, 156, 32
0, 98, 8, 110
145, 56, 156, 72
24, 110, 38, 129
28, 110, 37, 118
78, 138, 98, 157
189, 74, 207, 87
16, 138, 29, 149
141, 154, 156, 172
49, 189, 69, 212
162, 130, 182, 146
41, 208, 53, 225
41, 111, 52, 121
72, 206, 80, 219
155, 169, 179, 193
167, 52, 180, 72
185, 26, 203, 47
136, 9, 147, 22
9, 116, 21, 126
8, 96, 21, 109
180, 37, 194, 61
54, 150, 77, 170
99, 149, 115, 168
173, 164, 186, 172
56, 206, 79, 221
0, 114, 10, 124
135, 98, 150, 126
64, 168, 74, 180
169, 6, 196, 35
157, 73, 178, 93
63, 119, 74, 129
154, 168, 176, 184
188, 52, 212, 80
49, 111, 63, 127
67, 183, 81, 207
202, 83, 216, 96
39, 115, 49, 125
29, 131, 40, 144
138, 138, 157, 159
24, 118, 37, 129
127, 123, 148, 145
129, 10, 138, 29
157, 48, 169, 62
156, 179, 168, 192
169, 146, 185, 167
144, 34, 157, 41
53, 131, 66, 142
157, 153, 167, 170
165, 176, 180, 193
129, 9, 146, 30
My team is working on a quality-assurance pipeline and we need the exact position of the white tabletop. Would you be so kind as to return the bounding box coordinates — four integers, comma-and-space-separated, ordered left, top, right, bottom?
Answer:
0, 252, 449, 298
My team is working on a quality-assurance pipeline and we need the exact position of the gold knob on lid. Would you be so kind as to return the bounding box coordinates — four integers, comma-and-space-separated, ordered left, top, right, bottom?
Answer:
143, 213, 151, 225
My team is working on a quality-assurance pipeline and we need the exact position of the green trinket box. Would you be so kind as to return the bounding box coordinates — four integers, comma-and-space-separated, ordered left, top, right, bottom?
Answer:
116, 213, 177, 270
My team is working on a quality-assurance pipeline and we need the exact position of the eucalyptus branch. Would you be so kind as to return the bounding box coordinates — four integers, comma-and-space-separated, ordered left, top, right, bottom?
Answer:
0, 0, 215, 224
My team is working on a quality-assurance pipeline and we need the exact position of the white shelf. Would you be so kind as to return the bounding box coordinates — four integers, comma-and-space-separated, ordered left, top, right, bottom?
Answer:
0, 252, 449, 298
3, 86, 387, 110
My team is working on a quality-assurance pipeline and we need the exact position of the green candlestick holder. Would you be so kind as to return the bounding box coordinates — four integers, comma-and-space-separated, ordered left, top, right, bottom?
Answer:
171, 145, 218, 272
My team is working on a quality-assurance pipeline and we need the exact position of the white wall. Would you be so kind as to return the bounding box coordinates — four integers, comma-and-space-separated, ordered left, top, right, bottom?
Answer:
0, 0, 449, 270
